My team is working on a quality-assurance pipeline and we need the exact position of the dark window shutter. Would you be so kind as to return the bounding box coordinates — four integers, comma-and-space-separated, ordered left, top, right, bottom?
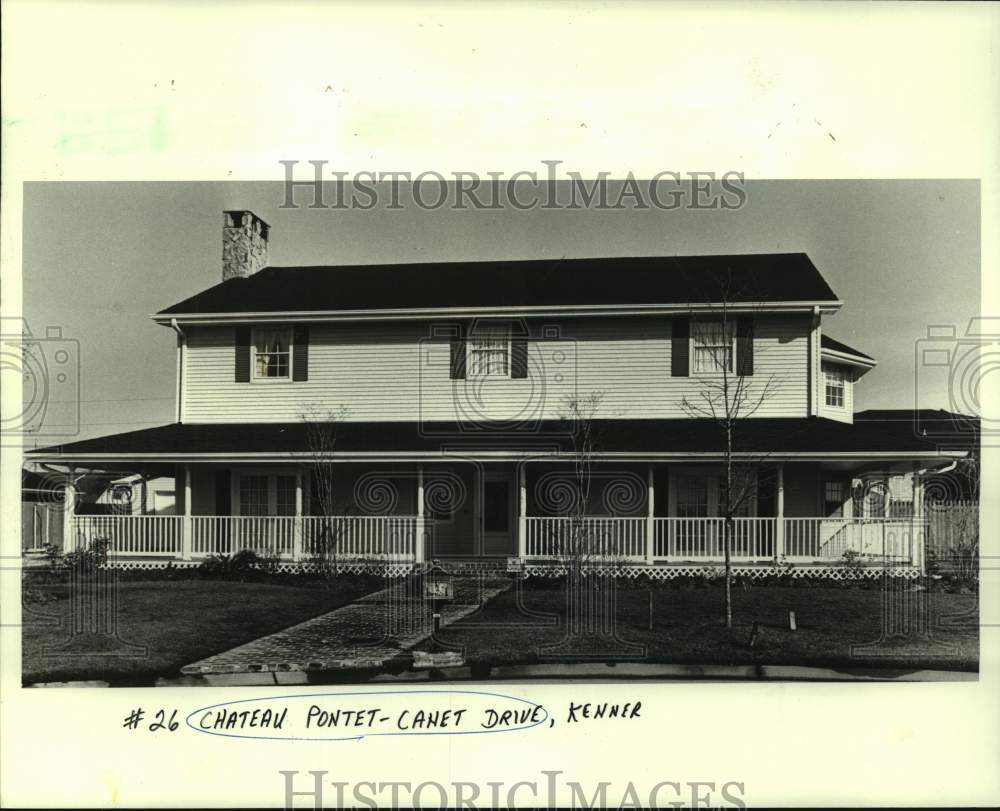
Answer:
736, 317, 754, 376
449, 323, 467, 380
671, 317, 690, 377
215, 469, 231, 514
292, 325, 309, 382
234, 326, 251, 383
511, 337, 528, 379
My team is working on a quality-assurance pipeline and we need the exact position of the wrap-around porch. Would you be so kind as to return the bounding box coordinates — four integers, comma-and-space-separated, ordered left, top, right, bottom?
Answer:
67, 460, 928, 569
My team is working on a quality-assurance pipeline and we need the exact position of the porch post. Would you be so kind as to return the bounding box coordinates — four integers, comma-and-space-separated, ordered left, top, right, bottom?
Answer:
180, 464, 192, 561
774, 462, 785, 561
62, 468, 76, 553
645, 463, 655, 565
292, 470, 303, 561
518, 461, 527, 558
912, 463, 925, 572
415, 465, 425, 564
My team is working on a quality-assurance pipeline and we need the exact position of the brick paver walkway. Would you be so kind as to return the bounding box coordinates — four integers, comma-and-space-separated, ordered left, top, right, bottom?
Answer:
181, 576, 511, 675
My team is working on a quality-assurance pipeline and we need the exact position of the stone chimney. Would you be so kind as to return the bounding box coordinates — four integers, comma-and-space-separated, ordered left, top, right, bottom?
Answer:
222, 210, 269, 280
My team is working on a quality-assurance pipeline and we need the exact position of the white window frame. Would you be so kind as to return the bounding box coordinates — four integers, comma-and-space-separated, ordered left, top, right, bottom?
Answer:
823, 480, 847, 517
251, 326, 294, 383
823, 362, 847, 409
691, 320, 736, 375
668, 468, 757, 517
468, 324, 511, 378
234, 469, 300, 516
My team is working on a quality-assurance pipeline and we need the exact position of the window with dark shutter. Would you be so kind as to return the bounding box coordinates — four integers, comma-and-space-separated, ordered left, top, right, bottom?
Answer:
736, 317, 754, 376
449, 323, 467, 380
511, 337, 528, 379
234, 327, 251, 383
671, 317, 690, 377
292, 325, 309, 382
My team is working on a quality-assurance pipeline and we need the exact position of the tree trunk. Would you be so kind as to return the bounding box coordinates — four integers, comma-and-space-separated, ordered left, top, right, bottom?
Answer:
724, 515, 733, 628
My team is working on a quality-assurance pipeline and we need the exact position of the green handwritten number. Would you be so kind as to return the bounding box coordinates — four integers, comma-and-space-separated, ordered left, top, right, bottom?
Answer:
148, 709, 179, 732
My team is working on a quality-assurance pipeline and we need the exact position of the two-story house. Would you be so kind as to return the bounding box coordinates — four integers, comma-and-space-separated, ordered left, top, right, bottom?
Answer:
30, 210, 969, 577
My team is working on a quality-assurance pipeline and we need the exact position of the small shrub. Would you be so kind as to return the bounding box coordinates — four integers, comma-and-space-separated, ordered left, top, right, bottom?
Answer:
839, 549, 866, 579
197, 553, 233, 579
42, 543, 62, 570
62, 536, 110, 575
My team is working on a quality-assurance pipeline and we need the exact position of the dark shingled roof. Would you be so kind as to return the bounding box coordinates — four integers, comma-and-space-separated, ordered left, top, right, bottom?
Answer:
30, 417, 969, 460
157, 253, 839, 316
821, 334, 875, 361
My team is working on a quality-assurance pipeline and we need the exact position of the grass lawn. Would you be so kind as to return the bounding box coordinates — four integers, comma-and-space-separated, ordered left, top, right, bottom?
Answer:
437, 583, 980, 673
22, 578, 378, 685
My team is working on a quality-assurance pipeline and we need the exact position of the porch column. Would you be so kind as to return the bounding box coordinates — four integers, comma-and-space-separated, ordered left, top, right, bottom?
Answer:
645, 464, 655, 565
912, 463, 925, 572
180, 464, 192, 561
292, 470, 303, 561
62, 468, 76, 553
518, 462, 527, 558
774, 462, 785, 561
415, 465, 425, 564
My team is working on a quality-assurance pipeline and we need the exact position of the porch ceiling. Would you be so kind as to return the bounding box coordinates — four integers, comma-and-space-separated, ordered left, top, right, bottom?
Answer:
27, 416, 970, 464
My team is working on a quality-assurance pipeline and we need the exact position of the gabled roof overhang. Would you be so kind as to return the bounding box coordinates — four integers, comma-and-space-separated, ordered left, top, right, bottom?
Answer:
821, 345, 877, 376
152, 300, 843, 327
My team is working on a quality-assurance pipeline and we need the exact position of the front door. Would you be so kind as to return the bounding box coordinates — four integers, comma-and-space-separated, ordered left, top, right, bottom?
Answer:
481, 471, 516, 557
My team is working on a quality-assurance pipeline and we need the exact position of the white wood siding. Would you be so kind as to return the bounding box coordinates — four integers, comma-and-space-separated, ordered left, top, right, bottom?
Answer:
182, 315, 812, 423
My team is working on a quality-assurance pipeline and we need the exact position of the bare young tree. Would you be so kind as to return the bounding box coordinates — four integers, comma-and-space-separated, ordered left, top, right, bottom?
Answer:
299, 404, 351, 568
679, 272, 778, 629
541, 390, 643, 657
560, 391, 608, 571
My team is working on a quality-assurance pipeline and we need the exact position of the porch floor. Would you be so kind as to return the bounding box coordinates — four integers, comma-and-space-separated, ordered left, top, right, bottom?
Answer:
180, 576, 511, 675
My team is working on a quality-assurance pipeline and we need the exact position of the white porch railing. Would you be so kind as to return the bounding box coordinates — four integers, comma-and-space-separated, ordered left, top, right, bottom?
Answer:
68, 515, 922, 566
525, 517, 648, 561
654, 518, 776, 561
527, 516, 923, 565
71, 514, 418, 561
302, 515, 418, 561
191, 516, 297, 557
783, 518, 916, 561
74, 515, 182, 557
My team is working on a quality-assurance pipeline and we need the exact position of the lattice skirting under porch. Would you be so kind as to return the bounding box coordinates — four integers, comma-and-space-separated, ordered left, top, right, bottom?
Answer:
90, 558, 920, 580
521, 564, 921, 580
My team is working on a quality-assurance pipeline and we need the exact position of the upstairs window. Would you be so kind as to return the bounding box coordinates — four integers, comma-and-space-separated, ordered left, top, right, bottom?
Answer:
252, 328, 291, 380
468, 324, 510, 377
823, 363, 846, 408
692, 320, 735, 374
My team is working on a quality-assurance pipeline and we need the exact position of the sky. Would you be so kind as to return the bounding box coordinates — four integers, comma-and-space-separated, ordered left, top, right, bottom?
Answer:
20, 179, 980, 444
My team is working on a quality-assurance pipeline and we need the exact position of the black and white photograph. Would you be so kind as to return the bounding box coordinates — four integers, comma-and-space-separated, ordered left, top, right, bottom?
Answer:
16, 179, 982, 689
1, 2, 997, 809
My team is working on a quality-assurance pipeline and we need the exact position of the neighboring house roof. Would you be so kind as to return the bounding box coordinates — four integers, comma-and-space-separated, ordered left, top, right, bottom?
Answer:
155, 253, 840, 319
28, 417, 968, 461
821, 334, 875, 362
